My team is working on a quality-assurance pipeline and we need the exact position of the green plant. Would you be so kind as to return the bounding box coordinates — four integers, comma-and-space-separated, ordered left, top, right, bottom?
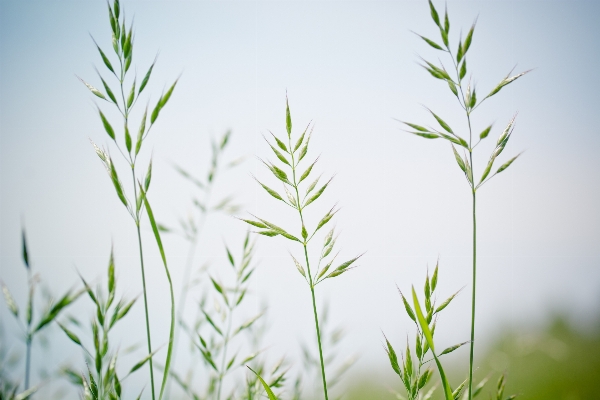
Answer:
399, 1, 530, 398
384, 262, 465, 400
244, 357, 289, 400
241, 96, 361, 400
80, 0, 178, 398
1, 227, 81, 398
165, 130, 242, 398
169, 233, 267, 400
58, 249, 148, 400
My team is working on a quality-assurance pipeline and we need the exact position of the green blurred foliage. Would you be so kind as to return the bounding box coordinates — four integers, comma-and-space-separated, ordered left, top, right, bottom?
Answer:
344, 315, 600, 400
481, 315, 600, 400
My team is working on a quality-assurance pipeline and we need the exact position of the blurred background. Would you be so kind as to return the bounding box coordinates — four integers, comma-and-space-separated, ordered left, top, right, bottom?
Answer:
1, 0, 599, 399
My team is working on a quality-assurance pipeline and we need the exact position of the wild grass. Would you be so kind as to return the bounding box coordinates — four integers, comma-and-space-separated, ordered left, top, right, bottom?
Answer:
389, 0, 529, 399
165, 130, 242, 398
1, 228, 81, 399
168, 233, 272, 399
0, 1, 536, 399
79, 0, 178, 398
59, 249, 141, 399
240, 97, 362, 400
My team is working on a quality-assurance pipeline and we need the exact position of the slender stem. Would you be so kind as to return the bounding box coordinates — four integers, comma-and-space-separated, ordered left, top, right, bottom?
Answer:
166, 163, 217, 399
133, 168, 156, 400
176, 184, 213, 329
468, 189, 477, 400
24, 335, 31, 391
217, 302, 234, 400
305, 245, 328, 400
449, 40, 478, 399
289, 136, 329, 400
24, 266, 33, 393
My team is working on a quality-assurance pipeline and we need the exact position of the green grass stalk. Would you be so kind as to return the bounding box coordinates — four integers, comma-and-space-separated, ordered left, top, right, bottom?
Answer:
81, 1, 179, 397
24, 265, 32, 393
135, 216, 156, 400
24, 336, 31, 392
289, 140, 329, 400
242, 97, 361, 399
401, 2, 530, 397
469, 188, 476, 399
166, 131, 238, 399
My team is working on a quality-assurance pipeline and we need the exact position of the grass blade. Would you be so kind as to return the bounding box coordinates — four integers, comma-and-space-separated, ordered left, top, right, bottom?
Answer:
140, 186, 175, 400
247, 366, 278, 400
412, 287, 453, 400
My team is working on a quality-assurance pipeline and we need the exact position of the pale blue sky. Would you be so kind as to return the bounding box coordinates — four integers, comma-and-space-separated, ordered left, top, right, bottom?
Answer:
1, 0, 599, 397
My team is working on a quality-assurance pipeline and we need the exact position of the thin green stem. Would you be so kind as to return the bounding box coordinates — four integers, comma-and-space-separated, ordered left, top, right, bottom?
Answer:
468, 189, 476, 400
289, 136, 329, 400
24, 266, 33, 393
448, 40, 478, 399
24, 335, 31, 392
217, 301, 234, 400
464, 74, 476, 400
176, 182, 213, 326
133, 168, 156, 400
307, 260, 329, 400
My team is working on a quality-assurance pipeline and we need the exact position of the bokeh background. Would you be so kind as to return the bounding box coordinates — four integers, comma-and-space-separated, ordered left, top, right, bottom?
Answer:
1, 0, 599, 398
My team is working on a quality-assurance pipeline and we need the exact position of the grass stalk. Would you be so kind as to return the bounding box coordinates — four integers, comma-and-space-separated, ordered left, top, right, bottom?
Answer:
166, 131, 238, 398
24, 335, 31, 392
81, 1, 180, 397
400, 1, 529, 397
301, 240, 328, 399
243, 97, 360, 399
135, 216, 156, 400
290, 134, 329, 400
24, 264, 32, 393
468, 189, 477, 399
216, 289, 234, 400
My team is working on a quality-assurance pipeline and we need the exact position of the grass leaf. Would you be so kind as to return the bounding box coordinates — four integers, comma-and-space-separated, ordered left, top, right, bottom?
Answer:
412, 287, 454, 400
428, 0, 440, 27
304, 178, 333, 208
98, 109, 116, 140
435, 289, 460, 314
140, 186, 176, 400
247, 367, 279, 400
451, 145, 466, 173
427, 109, 454, 134
139, 59, 156, 95
439, 341, 469, 356
463, 20, 477, 55
479, 124, 492, 140
383, 334, 401, 376
414, 32, 444, 50
78, 76, 107, 100
255, 178, 285, 202
58, 322, 82, 346
496, 152, 522, 174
